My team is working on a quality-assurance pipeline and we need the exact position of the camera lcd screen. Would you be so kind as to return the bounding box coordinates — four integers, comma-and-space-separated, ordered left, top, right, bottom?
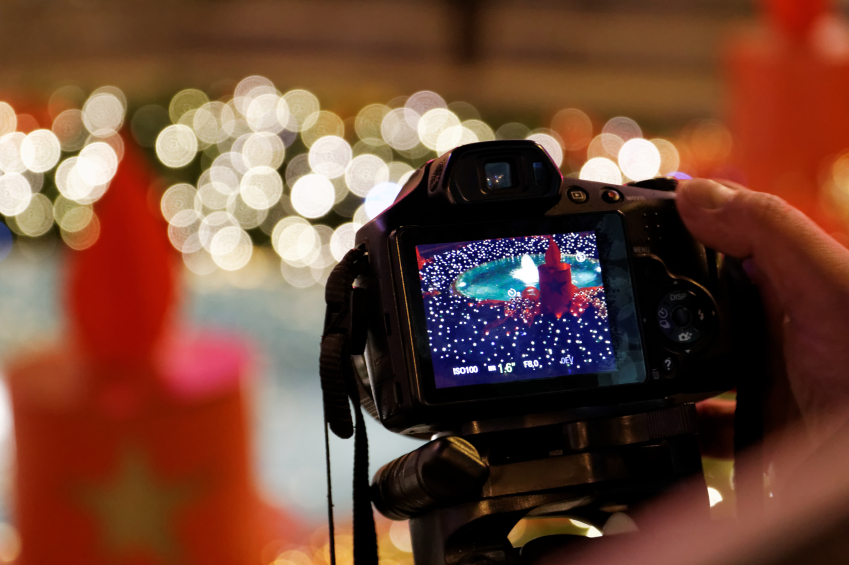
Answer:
409, 214, 646, 394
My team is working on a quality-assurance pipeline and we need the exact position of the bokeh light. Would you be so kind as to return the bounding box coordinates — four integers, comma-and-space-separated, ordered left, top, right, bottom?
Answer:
618, 138, 661, 181
526, 131, 564, 168
0, 103, 16, 137
169, 89, 209, 125
291, 174, 334, 218
382, 108, 420, 151
52, 110, 88, 152
156, 125, 198, 168
0, 133, 26, 174
418, 109, 460, 150
651, 139, 681, 176
587, 133, 624, 161
210, 226, 253, 270
0, 173, 32, 216
301, 111, 345, 148
308, 136, 352, 178
82, 91, 125, 137
551, 108, 593, 151
20, 130, 61, 173
282, 89, 320, 132
345, 154, 389, 197
364, 181, 402, 219
602, 116, 642, 146
14, 193, 54, 237
580, 157, 622, 184
240, 166, 283, 210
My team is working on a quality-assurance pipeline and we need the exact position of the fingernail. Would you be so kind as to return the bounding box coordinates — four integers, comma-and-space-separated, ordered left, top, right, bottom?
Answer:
679, 180, 737, 210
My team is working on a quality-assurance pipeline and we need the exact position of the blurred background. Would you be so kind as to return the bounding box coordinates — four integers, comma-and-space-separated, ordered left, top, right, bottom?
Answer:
1, 0, 848, 563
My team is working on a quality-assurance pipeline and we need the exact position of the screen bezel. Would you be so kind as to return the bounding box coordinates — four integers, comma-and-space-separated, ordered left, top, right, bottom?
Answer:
395, 212, 648, 405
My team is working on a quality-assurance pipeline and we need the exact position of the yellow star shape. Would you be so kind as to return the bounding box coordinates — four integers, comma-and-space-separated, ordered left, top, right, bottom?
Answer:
76, 447, 199, 562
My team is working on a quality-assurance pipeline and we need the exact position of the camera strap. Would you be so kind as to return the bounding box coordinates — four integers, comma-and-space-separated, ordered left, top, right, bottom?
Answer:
320, 246, 378, 565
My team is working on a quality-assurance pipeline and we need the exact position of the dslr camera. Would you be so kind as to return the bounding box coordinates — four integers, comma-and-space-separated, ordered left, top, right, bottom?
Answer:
321, 140, 758, 565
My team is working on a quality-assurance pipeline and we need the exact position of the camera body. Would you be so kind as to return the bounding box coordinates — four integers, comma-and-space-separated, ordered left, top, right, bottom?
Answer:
354, 140, 740, 437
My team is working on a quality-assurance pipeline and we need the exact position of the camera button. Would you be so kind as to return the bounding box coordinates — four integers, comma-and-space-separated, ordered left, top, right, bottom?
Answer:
601, 188, 623, 203
567, 187, 589, 203
671, 306, 692, 327
661, 356, 677, 376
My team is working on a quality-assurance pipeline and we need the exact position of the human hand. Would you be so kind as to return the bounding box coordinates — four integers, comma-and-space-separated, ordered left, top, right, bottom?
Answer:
676, 179, 849, 465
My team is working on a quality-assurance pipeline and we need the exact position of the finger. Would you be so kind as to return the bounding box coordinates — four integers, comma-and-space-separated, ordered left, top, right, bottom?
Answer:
675, 179, 849, 311
696, 398, 736, 459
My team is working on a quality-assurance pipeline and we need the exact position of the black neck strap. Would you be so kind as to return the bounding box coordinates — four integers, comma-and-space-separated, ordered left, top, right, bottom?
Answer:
320, 247, 378, 565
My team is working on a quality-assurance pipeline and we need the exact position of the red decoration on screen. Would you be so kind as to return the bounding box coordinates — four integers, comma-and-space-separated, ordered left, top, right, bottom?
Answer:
66, 140, 177, 363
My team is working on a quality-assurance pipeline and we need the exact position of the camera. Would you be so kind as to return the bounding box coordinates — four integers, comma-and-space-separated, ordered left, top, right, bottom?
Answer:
352, 140, 741, 437
322, 140, 761, 565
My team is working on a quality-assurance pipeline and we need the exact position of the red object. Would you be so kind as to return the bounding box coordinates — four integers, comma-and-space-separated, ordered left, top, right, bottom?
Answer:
760, 0, 830, 40
8, 140, 303, 565
726, 1, 848, 234
537, 238, 578, 317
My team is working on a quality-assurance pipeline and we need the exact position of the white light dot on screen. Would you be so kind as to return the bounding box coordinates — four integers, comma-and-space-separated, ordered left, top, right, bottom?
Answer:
330, 223, 361, 261
618, 138, 661, 181
0, 174, 32, 216
418, 109, 460, 150
156, 125, 198, 168
20, 130, 61, 173
406, 91, 447, 120
551, 108, 593, 151
77, 142, 118, 186
281, 262, 318, 288
651, 139, 681, 176
240, 166, 283, 210
52, 109, 87, 152
382, 108, 420, 151
389, 521, 413, 553
82, 93, 125, 137
15, 193, 54, 237
580, 157, 622, 185
0, 133, 26, 174
364, 181, 402, 219
169, 89, 209, 124
356, 104, 391, 141
308, 136, 352, 178
161, 183, 201, 223
603, 116, 642, 144
210, 226, 253, 271
462, 120, 495, 142
527, 132, 564, 167
345, 154, 388, 197
436, 126, 477, 156
283, 89, 320, 132
61, 212, 100, 250
241, 132, 285, 169
247, 93, 284, 134
291, 174, 334, 219
0, 103, 16, 136
301, 111, 345, 148
199, 211, 238, 252
272, 217, 319, 264
587, 133, 624, 160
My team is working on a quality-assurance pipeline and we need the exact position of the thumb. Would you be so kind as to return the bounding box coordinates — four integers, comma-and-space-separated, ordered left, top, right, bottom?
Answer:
675, 178, 849, 305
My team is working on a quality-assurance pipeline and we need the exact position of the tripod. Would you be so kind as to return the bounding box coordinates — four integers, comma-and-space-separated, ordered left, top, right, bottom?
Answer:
372, 404, 710, 565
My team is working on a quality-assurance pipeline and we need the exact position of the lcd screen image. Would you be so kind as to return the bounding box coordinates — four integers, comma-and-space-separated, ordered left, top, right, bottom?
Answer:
417, 232, 617, 389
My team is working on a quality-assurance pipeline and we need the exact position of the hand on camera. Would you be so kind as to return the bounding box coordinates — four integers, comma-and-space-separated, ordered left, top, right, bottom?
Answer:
676, 179, 849, 459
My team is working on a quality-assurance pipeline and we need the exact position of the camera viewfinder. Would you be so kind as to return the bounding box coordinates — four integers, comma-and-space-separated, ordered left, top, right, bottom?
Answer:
484, 162, 514, 190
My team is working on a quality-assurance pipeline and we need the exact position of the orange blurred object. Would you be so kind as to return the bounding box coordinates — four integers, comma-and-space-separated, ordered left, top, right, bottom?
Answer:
726, 0, 849, 233
7, 139, 302, 564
